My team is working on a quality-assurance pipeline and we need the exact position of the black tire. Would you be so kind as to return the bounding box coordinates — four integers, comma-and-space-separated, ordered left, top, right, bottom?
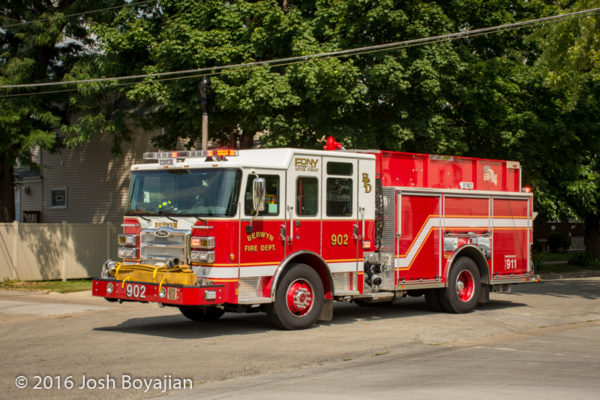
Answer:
439, 257, 481, 313
424, 289, 444, 311
178, 306, 225, 321
266, 263, 324, 330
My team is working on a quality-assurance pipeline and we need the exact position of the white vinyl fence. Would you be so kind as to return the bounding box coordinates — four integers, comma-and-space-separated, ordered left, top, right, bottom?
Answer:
0, 222, 119, 281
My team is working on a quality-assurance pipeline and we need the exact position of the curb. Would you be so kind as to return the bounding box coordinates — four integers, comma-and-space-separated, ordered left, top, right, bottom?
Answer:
538, 271, 600, 280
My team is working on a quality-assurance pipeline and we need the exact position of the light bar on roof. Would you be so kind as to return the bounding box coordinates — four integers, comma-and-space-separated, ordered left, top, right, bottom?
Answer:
143, 149, 239, 160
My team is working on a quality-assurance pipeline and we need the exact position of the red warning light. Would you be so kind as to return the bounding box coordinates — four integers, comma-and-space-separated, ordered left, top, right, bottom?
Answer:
323, 136, 345, 151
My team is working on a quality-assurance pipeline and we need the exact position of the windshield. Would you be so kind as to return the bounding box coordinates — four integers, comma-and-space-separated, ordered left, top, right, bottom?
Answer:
126, 168, 241, 217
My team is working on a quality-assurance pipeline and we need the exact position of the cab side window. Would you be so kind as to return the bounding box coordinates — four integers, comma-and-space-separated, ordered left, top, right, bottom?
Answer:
326, 162, 353, 217
244, 175, 280, 216
296, 177, 318, 216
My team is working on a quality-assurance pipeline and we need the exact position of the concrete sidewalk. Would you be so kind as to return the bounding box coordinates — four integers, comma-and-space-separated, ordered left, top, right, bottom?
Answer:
0, 288, 114, 318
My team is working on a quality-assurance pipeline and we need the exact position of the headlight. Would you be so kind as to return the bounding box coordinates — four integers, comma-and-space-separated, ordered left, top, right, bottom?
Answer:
118, 234, 138, 247
118, 247, 137, 259
191, 251, 215, 263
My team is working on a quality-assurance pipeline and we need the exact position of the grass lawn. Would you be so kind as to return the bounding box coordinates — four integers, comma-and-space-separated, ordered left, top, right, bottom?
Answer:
535, 252, 572, 262
0, 279, 92, 293
536, 263, 600, 274
533, 251, 600, 274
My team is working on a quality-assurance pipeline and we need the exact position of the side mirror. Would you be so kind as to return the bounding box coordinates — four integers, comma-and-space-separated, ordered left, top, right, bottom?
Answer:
253, 177, 266, 213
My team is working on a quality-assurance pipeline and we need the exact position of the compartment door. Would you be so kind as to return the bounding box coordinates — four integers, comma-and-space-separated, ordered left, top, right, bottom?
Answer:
321, 157, 359, 274
286, 155, 322, 257
492, 197, 530, 277
396, 193, 442, 282
239, 170, 286, 288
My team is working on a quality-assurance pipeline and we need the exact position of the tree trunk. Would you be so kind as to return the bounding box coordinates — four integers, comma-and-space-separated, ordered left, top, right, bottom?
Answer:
584, 214, 600, 257
227, 127, 237, 148
0, 151, 15, 222
239, 131, 255, 149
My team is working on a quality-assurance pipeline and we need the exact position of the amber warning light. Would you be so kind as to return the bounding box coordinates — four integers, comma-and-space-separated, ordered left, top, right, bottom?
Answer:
143, 149, 239, 161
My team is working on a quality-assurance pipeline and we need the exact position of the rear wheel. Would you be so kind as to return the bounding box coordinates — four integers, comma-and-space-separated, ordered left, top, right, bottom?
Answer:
178, 306, 225, 321
439, 257, 481, 313
267, 263, 324, 330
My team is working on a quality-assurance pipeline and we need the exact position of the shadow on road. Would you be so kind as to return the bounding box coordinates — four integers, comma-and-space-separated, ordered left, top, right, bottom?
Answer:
95, 312, 274, 338
93, 296, 527, 339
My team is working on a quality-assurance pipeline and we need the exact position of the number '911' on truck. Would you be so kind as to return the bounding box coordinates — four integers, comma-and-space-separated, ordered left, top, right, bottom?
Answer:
92, 143, 537, 329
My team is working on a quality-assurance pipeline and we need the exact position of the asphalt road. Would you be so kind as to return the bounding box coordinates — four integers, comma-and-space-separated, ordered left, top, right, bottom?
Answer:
1, 276, 599, 400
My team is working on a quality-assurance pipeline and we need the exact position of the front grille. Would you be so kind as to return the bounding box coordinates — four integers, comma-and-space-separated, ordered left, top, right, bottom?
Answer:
140, 229, 188, 264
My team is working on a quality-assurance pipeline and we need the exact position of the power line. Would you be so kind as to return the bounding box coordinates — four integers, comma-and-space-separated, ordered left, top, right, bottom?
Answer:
1, 7, 598, 96
0, 0, 157, 29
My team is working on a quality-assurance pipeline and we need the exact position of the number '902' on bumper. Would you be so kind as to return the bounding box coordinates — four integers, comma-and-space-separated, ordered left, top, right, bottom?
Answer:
92, 278, 225, 306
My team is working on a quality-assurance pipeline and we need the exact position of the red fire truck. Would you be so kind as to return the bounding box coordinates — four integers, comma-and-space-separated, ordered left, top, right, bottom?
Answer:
92, 141, 537, 329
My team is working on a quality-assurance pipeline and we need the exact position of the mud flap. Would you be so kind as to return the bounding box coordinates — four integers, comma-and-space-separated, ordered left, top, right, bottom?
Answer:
318, 299, 334, 322
478, 285, 490, 304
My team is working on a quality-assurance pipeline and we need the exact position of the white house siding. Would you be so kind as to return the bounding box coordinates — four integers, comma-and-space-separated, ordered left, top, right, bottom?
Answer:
38, 130, 158, 224
15, 128, 205, 224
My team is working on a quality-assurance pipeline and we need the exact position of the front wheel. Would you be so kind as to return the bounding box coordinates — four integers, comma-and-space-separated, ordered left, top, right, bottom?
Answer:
439, 257, 481, 313
178, 306, 225, 321
267, 263, 324, 330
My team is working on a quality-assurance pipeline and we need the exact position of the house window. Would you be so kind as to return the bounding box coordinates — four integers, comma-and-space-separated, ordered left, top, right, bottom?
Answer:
23, 211, 42, 223
51, 188, 67, 209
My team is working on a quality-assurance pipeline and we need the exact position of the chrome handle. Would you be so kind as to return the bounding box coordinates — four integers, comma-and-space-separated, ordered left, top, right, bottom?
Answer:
280, 225, 286, 241
287, 205, 294, 242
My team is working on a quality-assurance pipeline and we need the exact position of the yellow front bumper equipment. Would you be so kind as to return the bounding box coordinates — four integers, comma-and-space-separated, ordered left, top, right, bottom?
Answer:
109, 262, 196, 288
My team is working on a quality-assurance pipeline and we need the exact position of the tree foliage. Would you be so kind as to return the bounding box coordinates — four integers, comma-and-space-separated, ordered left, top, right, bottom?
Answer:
96, 0, 557, 155
0, 0, 131, 222
532, 0, 600, 254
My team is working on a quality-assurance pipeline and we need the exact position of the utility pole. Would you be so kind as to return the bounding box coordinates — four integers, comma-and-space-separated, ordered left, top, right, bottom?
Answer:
199, 76, 211, 150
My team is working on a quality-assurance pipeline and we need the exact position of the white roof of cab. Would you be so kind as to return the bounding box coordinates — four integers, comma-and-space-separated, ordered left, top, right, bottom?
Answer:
132, 148, 375, 171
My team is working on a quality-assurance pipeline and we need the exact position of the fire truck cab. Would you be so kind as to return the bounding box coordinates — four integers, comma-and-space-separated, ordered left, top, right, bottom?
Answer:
92, 145, 536, 329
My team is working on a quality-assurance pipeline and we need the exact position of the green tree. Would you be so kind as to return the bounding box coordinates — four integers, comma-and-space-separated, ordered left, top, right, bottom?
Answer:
0, 0, 132, 222
533, 0, 600, 255
97, 0, 554, 153
93, 0, 365, 150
